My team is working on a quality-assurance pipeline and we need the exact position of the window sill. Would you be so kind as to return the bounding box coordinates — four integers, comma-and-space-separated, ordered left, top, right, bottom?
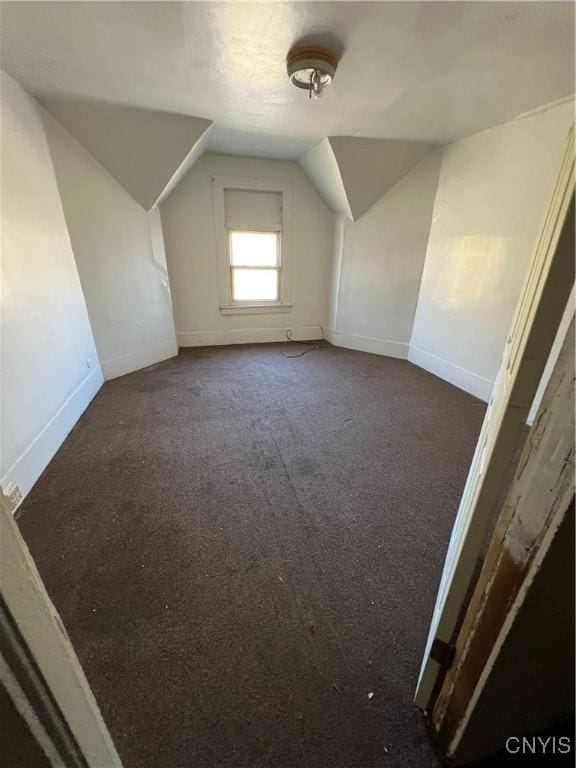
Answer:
219, 303, 292, 316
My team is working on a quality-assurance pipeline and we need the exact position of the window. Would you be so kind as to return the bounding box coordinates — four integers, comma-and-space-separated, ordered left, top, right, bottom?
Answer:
213, 176, 292, 315
229, 230, 280, 303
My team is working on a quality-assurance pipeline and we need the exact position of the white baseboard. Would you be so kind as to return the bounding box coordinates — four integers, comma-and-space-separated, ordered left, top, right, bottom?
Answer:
327, 329, 409, 360
408, 345, 493, 401
178, 325, 325, 347
1, 366, 104, 511
101, 337, 178, 380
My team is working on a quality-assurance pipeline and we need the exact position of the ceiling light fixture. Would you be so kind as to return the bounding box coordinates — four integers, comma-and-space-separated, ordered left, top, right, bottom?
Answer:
287, 45, 338, 100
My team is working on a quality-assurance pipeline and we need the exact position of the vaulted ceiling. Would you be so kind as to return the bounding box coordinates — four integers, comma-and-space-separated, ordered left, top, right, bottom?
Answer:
2, 1, 574, 215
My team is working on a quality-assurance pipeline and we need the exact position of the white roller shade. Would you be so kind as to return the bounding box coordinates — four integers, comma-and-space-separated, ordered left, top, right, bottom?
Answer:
224, 189, 282, 229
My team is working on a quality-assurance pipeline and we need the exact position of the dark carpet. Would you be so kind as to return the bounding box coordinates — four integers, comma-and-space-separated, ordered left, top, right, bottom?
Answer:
17, 342, 485, 768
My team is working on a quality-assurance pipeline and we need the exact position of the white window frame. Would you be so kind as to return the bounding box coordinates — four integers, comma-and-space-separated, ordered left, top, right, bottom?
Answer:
228, 228, 282, 305
211, 175, 293, 316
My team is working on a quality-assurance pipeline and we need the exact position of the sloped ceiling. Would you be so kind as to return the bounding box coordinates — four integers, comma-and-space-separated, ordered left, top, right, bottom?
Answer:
39, 97, 212, 210
300, 137, 432, 221
3, 2, 574, 159
4, 2, 572, 212
329, 137, 432, 220
299, 139, 352, 220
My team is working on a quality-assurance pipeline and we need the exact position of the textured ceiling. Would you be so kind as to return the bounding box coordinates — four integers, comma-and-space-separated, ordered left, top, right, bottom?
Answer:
1, 1, 574, 160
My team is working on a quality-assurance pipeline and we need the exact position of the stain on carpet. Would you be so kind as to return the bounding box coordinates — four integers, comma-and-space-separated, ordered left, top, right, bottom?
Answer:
17, 343, 485, 768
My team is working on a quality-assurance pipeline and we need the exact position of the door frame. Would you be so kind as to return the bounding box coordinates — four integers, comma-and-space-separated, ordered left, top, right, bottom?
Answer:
434, 311, 574, 759
414, 124, 575, 711
0, 490, 123, 767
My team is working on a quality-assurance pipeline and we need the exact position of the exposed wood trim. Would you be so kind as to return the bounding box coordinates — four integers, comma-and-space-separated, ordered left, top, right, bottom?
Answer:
433, 314, 575, 756
414, 124, 575, 710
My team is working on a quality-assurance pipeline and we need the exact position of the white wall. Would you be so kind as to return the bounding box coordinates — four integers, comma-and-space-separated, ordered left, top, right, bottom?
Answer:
0, 71, 102, 505
299, 139, 352, 220
328, 137, 432, 221
41, 109, 177, 380
39, 97, 212, 210
329, 150, 442, 359
160, 153, 334, 346
409, 103, 574, 401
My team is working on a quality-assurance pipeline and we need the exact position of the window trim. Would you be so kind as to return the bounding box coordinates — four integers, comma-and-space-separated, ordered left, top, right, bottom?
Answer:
211, 176, 293, 316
